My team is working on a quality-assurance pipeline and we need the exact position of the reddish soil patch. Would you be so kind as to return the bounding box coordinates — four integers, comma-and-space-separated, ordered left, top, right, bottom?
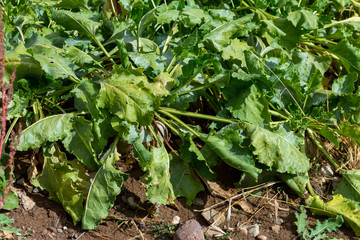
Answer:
1, 152, 359, 240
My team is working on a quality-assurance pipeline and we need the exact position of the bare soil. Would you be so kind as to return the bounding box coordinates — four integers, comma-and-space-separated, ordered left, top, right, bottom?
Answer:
1, 152, 359, 240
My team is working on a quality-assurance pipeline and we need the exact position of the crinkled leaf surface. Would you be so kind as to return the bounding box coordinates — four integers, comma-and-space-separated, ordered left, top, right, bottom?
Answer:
2, 190, 19, 211
245, 123, 310, 174
308, 195, 360, 236
179, 133, 216, 180
97, 70, 167, 126
18, 113, 75, 151
224, 84, 270, 124
133, 142, 175, 204
82, 150, 128, 229
32, 156, 84, 224
202, 14, 254, 52
169, 153, 204, 206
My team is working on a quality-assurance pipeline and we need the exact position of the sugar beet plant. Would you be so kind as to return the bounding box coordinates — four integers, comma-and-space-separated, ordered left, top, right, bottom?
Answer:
4, 0, 360, 233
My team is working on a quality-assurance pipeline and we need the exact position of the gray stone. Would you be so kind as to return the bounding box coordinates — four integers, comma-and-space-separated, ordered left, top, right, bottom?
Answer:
173, 220, 204, 240
57, 228, 63, 233
257, 235, 267, 240
248, 224, 260, 237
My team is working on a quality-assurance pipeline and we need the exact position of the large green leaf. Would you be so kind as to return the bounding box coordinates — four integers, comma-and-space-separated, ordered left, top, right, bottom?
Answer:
332, 73, 357, 95
97, 69, 167, 126
32, 151, 84, 224
82, 147, 128, 229
308, 195, 360, 236
245, 123, 310, 174
18, 114, 75, 151
62, 117, 99, 169
202, 14, 254, 52
200, 133, 262, 179
31, 44, 79, 81
51, 9, 101, 39
133, 142, 175, 204
169, 153, 204, 206
224, 84, 270, 124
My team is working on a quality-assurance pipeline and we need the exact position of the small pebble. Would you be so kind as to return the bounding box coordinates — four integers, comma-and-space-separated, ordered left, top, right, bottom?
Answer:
32, 187, 40, 193
248, 224, 260, 237
57, 228, 63, 233
272, 225, 281, 232
173, 219, 204, 240
171, 215, 181, 225
52, 219, 59, 228
275, 218, 284, 225
48, 227, 57, 233
257, 234, 267, 240
267, 213, 273, 218
63, 226, 68, 231
26, 227, 31, 231
41, 229, 48, 236
73, 233, 78, 239
238, 226, 248, 235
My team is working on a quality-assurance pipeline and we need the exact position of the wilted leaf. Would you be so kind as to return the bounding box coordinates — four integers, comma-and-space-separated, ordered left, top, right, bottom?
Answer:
308, 194, 360, 236
133, 142, 175, 204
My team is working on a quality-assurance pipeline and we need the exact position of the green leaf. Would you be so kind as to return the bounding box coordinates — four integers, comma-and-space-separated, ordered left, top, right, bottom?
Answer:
224, 84, 270, 124
82, 147, 128, 229
51, 9, 101, 39
18, 113, 75, 151
157, 10, 180, 24
332, 73, 357, 95
329, 40, 360, 72
337, 122, 360, 148
170, 153, 204, 206
308, 194, 360, 236
245, 123, 310, 174
2, 190, 19, 210
310, 215, 344, 240
202, 14, 254, 52
32, 152, 84, 224
295, 205, 309, 237
318, 126, 339, 148
287, 10, 318, 30
133, 142, 175, 204
278, 173, 308, 197
200, 133, 262, 179
62, 117, 99, 169
97, 69, 167, 126
31, 44, 79, 81
263, 18, 302, 50
5, 44, 43, 81
179, 133, 216, 180
334, 169, 360, 210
